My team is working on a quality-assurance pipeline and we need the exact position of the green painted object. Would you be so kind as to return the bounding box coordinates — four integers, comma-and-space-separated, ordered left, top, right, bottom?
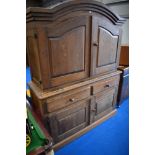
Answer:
26, 108, 53, 154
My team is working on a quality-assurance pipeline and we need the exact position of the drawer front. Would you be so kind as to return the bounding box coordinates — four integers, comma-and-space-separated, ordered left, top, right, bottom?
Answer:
46, 86, 91, 112
47, 99, 90, 143
92, 76, 119, 95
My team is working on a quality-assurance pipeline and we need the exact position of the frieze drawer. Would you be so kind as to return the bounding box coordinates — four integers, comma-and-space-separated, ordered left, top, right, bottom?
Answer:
92, 76, 119, 95
46, 86, 91, 112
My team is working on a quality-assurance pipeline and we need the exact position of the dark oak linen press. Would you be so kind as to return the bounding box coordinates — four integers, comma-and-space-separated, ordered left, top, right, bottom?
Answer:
26, 0, 125, 150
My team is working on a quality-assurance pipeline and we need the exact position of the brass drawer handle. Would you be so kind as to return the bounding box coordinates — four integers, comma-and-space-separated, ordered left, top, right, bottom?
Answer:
93, 42, 98, 46
69, 98, 75, 102
104, 84, 110, 88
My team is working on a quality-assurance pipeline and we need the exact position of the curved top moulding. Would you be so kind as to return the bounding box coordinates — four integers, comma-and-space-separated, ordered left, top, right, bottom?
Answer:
26, 0, 125, 25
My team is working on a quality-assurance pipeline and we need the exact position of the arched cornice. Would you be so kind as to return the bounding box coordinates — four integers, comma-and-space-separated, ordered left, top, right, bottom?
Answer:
27, 0, 125, 25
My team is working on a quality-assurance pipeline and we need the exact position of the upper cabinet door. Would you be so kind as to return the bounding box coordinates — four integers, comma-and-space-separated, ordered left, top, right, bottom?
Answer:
37, 16, 91, 88
91, 16, 122, 76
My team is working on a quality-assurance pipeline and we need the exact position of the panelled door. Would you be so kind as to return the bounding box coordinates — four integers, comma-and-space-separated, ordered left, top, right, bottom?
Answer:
90, 88, 116, 123
91, 16, 122, 76
37, 16, 91, 88
48, 99, 90, 143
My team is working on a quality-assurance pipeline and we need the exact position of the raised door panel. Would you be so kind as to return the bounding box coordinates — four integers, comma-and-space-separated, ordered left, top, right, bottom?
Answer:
49, 26, 85, 77
91, 16, 122, 76
97, 28, 118, 67
90, 88, 116, 123
37, 16, 91, 88
48, 99, 90, 143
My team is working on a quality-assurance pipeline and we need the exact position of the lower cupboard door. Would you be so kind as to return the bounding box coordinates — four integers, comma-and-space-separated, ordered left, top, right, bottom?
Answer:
91, 88, 116, 122
47, 99, 90, 143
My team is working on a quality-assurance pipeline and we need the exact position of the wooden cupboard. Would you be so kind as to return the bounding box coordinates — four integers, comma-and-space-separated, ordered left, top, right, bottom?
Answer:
27, 1, 124, 90
29, 72, 120, 149
117, 66, 129, 105
27, 0, 125, 150
117, 46, 129, 105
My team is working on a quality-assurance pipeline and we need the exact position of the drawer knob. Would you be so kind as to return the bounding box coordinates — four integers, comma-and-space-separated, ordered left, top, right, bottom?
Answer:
93, 42, 98, 46
69, 98, 75, 102
104, 84, 110, 88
